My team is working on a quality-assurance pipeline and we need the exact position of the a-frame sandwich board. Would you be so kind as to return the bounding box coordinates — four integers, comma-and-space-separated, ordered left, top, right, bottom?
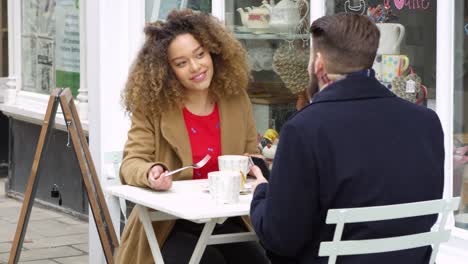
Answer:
8, 88, 119, 264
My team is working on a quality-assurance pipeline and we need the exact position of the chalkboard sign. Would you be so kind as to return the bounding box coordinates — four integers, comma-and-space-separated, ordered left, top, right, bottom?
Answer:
8, 88, 118, 264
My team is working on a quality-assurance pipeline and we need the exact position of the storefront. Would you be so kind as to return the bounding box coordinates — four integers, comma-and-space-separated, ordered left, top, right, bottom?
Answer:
0, 0, 467, 263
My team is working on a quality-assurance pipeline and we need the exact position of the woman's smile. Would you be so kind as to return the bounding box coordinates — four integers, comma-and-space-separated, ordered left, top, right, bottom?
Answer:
190, 71, 207, 82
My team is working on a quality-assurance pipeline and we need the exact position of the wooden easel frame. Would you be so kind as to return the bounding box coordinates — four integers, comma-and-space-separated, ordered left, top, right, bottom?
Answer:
8, 88, 119, 264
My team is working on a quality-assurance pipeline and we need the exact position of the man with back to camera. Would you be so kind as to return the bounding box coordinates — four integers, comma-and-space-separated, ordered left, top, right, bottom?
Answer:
248, 13, 444, 264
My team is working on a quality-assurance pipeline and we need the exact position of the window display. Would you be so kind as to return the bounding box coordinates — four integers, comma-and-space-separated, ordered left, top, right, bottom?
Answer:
21, 0, 80, 96
330, 0, 435, 106
227, 0, 310, 139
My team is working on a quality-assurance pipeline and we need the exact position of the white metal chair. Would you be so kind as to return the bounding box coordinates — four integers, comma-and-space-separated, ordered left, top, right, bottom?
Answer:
318, 197, 461, 264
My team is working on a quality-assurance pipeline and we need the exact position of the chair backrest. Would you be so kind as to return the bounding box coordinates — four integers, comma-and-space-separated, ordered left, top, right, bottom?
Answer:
318, 197, 461, 264
104, 151, 127, 224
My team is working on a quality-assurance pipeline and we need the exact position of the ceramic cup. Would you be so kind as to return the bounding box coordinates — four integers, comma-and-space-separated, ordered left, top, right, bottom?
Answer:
208, 171, 241, 204
381, 54, 409, 83
218, 155, 249, 189
376, 23, 405, 55
372, 54, 383, 81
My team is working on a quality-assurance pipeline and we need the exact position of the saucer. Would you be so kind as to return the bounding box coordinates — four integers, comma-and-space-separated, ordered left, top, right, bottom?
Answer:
202, 183, 252, 195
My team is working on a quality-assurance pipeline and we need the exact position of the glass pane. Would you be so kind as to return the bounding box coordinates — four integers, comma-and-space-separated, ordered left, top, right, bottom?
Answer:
21, 0, 80, 96
328, 0, 436, 107
145, 0, 212, 22
228, 0, 310, 144
454, 0, 468, 231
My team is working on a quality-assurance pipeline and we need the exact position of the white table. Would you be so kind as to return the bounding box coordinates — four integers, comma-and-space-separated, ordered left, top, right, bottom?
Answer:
106, 180, 258, 264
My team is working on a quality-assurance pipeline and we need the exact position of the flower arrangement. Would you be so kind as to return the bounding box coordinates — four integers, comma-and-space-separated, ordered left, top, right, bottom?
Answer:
367, 2, 398, 23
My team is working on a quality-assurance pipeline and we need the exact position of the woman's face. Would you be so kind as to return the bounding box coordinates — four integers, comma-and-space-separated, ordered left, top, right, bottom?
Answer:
168, 33, 214, 93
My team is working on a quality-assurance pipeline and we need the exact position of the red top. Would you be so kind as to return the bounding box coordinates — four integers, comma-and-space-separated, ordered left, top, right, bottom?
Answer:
182, 104, 221, 180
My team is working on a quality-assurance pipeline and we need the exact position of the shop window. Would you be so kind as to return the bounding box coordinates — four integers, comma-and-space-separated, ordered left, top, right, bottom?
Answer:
21, 0, 80, 97
329, 0, 436, 105
228, 0, 310, 140
145, 0, 212, 22
454, 0, 468, 231
1, 0, 7, 77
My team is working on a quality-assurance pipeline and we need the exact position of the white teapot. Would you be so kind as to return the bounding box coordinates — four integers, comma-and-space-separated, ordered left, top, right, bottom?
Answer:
237, 0, 272, 29
269, 0, 309, 33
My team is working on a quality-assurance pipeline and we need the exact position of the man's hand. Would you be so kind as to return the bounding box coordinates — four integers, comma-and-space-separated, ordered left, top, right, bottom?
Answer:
147, 165, 172, 191
249, 165, 268, 193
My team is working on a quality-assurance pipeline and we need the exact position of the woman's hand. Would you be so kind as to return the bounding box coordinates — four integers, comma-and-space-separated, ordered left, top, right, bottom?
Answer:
249, 165, 268, 194
147, 165, 172, 191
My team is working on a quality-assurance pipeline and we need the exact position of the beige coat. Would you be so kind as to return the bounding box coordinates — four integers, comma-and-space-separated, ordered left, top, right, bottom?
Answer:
116, 91, 258, 264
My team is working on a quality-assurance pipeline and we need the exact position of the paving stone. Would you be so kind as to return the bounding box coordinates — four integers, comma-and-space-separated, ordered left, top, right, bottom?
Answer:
0, 179, 89, 262
70, 244, 87, 254
54, 255, 88, 264
24, 234, 88, 250
26, 219, 87, 238
0, 246, 83, 262
54, 217, 86, 226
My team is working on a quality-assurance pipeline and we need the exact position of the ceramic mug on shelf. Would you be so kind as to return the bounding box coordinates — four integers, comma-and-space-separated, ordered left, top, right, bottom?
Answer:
376, 23, 405, 55
372, 54, 383, 81
208, 171, 241, 204
381, 54, 410, 83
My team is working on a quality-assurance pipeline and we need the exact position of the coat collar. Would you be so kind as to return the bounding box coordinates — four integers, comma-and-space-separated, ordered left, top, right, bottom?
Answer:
312, 70, 396, 105
159, 95, 240, 166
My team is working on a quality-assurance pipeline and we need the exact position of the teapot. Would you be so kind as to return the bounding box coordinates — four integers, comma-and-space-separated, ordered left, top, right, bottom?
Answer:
237, 0, 272, 29
269, 0, 309, 33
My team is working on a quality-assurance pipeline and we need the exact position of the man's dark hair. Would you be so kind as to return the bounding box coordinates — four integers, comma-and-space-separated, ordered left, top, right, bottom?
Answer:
310, 13, 380, 74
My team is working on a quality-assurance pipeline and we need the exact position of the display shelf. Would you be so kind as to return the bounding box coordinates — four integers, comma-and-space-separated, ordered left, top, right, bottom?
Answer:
234, 32, 309, 40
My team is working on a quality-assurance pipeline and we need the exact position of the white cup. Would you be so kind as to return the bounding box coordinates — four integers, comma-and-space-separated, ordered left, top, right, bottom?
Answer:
208, 171, 241, 204
218, 155, 249, 175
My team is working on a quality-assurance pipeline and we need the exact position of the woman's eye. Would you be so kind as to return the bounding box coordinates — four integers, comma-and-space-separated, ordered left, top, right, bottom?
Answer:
175, 61, 186, 67
196, 52, 204, 58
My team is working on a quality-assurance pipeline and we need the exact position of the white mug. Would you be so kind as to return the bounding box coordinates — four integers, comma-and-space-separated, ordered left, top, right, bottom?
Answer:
376, 23, 405, 55
381, 54, 410, 83
372, 54, 383, 81
218, 155, 249, 175
218, 155, 249, 188
208, 171, 241, 204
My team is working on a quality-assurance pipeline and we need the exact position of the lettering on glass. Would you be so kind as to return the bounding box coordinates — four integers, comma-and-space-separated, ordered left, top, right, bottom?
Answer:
384, 0, 431, 10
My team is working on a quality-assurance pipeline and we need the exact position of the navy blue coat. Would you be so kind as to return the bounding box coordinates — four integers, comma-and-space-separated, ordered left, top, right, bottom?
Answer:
250, 71, 444, 264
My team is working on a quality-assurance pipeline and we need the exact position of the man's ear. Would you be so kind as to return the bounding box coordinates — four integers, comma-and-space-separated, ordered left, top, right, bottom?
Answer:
314, 52, 325, 74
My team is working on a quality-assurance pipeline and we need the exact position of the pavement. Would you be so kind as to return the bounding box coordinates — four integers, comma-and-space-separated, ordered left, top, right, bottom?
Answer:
0, 177, 89, 264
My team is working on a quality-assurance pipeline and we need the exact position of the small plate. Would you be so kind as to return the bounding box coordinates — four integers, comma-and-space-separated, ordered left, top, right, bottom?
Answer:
202, 184, 252, 195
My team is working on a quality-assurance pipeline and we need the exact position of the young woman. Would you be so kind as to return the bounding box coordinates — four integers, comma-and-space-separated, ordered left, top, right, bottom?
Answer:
117, 9, 269, 264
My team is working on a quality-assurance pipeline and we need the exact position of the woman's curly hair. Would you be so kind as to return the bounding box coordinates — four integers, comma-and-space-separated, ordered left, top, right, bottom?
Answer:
123, 9, 250, 116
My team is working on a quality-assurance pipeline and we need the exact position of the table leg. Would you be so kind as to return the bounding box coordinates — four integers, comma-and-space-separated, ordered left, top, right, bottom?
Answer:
137, 205, 165, 264
189, 219, 217, 264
